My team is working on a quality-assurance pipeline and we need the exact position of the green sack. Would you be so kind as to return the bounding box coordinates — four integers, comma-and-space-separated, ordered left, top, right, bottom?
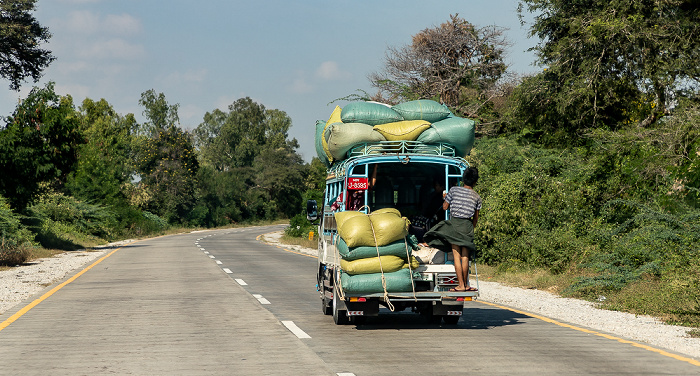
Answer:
325, 122, 386, 161
416, 116, 476, 157
340, 268, 414, 294
340, 255, 405, 275
315, 120, 331, 167
337, 236, 410, 261
341, 101, 403, 126
392, 100, 451, 123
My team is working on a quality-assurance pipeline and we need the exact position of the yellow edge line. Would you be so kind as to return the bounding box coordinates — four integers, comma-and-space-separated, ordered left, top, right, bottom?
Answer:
477, 300, 700, 367
0, 246, 123, 332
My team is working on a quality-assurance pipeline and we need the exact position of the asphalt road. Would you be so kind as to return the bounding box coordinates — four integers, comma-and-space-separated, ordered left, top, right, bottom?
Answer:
1, 225, 698, 375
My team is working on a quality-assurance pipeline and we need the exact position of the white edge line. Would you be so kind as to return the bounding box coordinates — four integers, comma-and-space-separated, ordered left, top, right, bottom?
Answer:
282, 321, 311, 339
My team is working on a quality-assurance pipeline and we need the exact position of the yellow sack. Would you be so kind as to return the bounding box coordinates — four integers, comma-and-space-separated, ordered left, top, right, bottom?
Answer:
341, 255, 405, 275
334, 210, 365, 229
337, 210, 409, 248
322, 106, 342, 162
402, 256, 421, 270
373, 120, 431, 141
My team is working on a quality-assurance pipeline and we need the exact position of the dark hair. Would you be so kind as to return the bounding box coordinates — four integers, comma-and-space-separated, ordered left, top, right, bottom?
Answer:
462, 167, 479, 187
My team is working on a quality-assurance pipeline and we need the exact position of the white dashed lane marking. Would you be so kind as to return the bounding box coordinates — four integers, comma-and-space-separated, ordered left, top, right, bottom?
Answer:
252, 294, 270, 305
235, 279, 247, 286
215, 260, 223, 265
222, 268, 233, 274
208, 255, 215, 259
282, 321, 311, 339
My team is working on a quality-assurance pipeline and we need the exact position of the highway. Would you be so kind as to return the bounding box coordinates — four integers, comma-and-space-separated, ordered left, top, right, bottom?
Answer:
0, 225, 698, 375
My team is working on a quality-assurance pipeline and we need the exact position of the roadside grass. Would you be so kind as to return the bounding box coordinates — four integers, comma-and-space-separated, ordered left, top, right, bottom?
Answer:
476, 263, 700, 335
279, 233, 317, 249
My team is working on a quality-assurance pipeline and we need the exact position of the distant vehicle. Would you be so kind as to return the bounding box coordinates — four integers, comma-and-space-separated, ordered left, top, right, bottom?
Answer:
308, 141, 479, 325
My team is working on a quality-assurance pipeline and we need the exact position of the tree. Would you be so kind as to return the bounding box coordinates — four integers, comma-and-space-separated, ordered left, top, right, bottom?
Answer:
0, 82, 82, 210
517, 0, 700, 136
65, 98, 137, 208
369, 14, 510, 124
135, 90, 199, 224
0, 0, 54, 90
137, 89, 179, 136
194, 97, 300, 170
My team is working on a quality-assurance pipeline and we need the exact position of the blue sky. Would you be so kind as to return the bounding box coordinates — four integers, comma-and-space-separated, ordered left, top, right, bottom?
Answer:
1, 0, 540, 161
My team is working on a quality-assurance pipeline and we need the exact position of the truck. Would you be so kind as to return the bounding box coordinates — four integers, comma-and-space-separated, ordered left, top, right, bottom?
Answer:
307, 140, 479, 325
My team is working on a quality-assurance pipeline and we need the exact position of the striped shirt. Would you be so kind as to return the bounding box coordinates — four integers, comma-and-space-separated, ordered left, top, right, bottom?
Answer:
445, 186, 482, 219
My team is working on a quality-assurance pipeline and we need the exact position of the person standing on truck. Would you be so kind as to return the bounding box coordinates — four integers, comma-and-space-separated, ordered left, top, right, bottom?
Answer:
423, 167, 481, 292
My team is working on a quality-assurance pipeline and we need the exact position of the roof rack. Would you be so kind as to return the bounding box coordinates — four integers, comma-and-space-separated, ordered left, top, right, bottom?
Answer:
327, 141, 461, 177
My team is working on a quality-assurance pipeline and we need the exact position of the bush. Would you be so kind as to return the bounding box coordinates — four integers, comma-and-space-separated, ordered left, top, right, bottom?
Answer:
285, 213, 316, 238
0, 238, 31, 265
26, 192, 116, 250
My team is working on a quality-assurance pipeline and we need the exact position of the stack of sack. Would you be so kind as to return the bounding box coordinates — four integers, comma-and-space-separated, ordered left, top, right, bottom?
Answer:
315, 99, 475, 166
334, 208, 420, 294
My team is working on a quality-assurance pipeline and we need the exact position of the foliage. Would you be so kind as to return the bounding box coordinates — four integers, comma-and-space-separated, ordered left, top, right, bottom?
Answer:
194, 97, 300, 170
369, 14, 511, 128
0, 194, 34, 265
0, 82, 83, 211
513, 0, 700, 143
66, 98, 137, 208
285, 213, 316, 238
0, 0, 54, 90
25, 192, 115, 250
135, 124, 199, 224
193, 97, 307, 222
136, 89, 179, 136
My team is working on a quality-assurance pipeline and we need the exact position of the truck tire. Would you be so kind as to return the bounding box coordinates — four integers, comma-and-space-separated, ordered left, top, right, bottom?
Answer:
332, 285, 350, 325
321, 294, 332, 315
442, 315, 460, 325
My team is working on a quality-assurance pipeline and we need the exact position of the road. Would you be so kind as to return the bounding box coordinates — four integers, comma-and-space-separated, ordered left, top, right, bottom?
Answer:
0, 225, 698, 375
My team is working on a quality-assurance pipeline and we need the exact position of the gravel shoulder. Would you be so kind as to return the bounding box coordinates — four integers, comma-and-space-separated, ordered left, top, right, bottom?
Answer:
2, 231, 698, 361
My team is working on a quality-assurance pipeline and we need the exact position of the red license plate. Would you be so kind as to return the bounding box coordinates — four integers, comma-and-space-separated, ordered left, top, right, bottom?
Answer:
347, 177, 368, 190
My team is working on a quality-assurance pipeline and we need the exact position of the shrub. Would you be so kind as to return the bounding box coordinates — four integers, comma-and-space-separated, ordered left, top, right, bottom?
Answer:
26, 192, 116, 250
285, 213, 316, 238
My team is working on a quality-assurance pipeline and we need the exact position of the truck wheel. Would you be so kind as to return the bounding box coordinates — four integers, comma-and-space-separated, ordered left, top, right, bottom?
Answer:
321, 295, 332, 315
442, 315, 460, 325
332, 285, 350, 325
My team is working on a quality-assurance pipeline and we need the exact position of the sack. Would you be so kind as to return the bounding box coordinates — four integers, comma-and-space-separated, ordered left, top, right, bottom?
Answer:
337, 236, 410, 261
340, 268, 414, 294
392, 100, 451, 123
314, 120, 331, 167
416, 116, 475, 157
411, 246, 446, 264
322, 106, 342, 162
341, 101, 403, 126
325, 122, 386, 160
340, 255, 405, 275
373, 120, 431, 141
337, 211, 409, 248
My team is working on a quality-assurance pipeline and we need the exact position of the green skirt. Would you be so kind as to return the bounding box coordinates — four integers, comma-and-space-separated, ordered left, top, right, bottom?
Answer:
424, 217, 476, 254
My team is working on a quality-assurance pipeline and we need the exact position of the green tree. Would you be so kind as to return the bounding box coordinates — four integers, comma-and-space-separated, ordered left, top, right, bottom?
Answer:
135, 91, 199, 224
136, 89, 179, 136
194, 97, 300, 170
66, 98, 137, 208
0, 82, 82, 210
0, 0, 54, 90
369, 14, 510, 126
514, 0, 700, 141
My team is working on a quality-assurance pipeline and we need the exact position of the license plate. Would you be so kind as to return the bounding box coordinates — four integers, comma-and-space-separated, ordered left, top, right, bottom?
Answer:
347, 311, 364, 316
347, 178, 368, 190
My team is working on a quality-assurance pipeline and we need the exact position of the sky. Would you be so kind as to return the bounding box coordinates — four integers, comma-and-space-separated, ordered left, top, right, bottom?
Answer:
1, 0, 541, 162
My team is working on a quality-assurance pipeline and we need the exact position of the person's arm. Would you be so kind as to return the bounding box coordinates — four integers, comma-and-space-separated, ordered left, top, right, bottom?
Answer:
472, 210, 479, 227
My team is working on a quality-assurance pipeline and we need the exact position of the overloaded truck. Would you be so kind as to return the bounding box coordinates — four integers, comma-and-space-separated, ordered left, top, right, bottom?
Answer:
307, 100, 480, 325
